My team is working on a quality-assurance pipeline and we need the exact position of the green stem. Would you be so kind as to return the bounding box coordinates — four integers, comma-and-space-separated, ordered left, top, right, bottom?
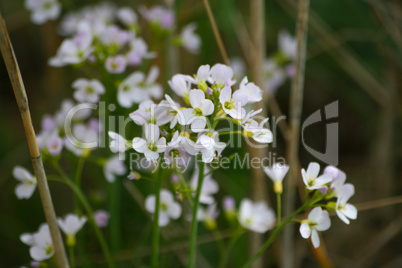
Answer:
52, 163, 115, 268
109, 180, 121, 252
188, 160, 205, 268
277, 193, 282, 225
218, 230, 243, 268
69, 246, 75, 268
151, 164, 164, 268
74, 157, 85, 213
241, 201, 311, 268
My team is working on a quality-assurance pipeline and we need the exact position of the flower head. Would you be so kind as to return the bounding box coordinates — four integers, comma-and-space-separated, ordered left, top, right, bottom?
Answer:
29, 224, 54, 261
104, 155, 127, 183
238, 199, 276, 233
263, 163, 289, 194
145, 189, 182, 226
299, 207, 331, 248
132, 124, 166, 160
13, 166, 37, 199
72, 78, 105, 103
219, 86, 248, 119
58, 214, 87, 246
180, 23, 201, 54
25, 0, 61, 25
335, 184, 357, 224
301, 162, 333, 190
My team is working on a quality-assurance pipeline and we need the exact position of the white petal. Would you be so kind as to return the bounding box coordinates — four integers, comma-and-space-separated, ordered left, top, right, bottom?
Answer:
200, 99, 214, 116
307, 162, 320, 178
168, 202, 182, 219
191, 118, 207, 133
145, 124, 160, 142
299, 222, 311, 238
189, 89, 205, 108
343, 204, 357, 220
219, 86, 231, 103
145, 195, 156, 213
30, 246, 53, 261
15, 183, 36, 199
311, 230, 320, 248
132, 138, 147, 153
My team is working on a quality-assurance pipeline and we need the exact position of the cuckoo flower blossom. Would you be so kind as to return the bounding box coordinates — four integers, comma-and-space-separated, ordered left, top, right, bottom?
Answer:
108, 131, 130, 153
104, 155, 127, 183
239, 199, 276, 233
219, 86, 248, 119
299, 207, 331, 248
178, 89, 214, 132
145, 189, 181, 227
336, 184, 358, 224
29, 224, 54, 261
72, 78, 105, 103
238, 77, 262, 103
180, 23, 201, 54
263, 163, 289, 194
25, 0, 61, 25
58, 214, 87, 246
132, 124, 166, 160
302, 162, 333, 190
13, 166, 37, 199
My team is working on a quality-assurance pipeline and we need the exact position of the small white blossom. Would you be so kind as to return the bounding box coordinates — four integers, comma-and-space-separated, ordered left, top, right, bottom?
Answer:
299, 207, 331, 248
278, 30, 297, 60
336, 184, 357, 224
139, 5, 174, 30
238, 77, 263, 103
178, 89, 214, 132
145, 189, 182, 226
64, 123, 98, 156
104, 155, 127, 183
13, 166, 37, 199
219, 86, 248, 119
301, 162, 333, 190
132, 124, 166, 160
129, 100, 158, 125
168, 131, 198, 156
185, 64, 211, 86
264, 59, 285, 93
242, 118, 273, 144
29, 224, 54, 261
94, 210, 110, 228
127, 38, 155, 66
72, 78, 105, 103
180, 23, 201, 54
238, 199, 276, 233
108, 131, 130, 153
25, 0, 61, 25
210, 63, 235, 87
105, 55, 127, 74
196, 131, 226, 163
263, 163, 289, 194
168, 74, 191, 99
156, 95, 181, 128
116, 7, 137, 26
58, 214, 87, 246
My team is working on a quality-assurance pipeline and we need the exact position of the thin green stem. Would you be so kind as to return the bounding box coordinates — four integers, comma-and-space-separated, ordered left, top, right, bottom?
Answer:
151, 164, 164, 268
277, 193, 282, 225
74, 157, 85, 213
51, 163, 115, 268
69, 246, 75, 268
109, 180, 121, 252
241, 201, 311, 268
188, 160, 205, 268
217, 230, 244, 268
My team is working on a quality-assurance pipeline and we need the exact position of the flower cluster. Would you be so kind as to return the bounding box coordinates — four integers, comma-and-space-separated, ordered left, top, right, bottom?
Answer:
299, 163, 358, 248
109, 63, 273, 167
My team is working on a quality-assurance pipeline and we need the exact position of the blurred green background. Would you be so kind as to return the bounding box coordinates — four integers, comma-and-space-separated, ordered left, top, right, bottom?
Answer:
0, 0, 401, 267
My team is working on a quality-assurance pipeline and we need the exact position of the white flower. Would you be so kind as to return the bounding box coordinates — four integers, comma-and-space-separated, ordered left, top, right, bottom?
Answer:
116, 7, 137, 26
105, 55, 127, 74
118, 67, 163, 108
29, 224, 54, 261
191, 165, 219, 205
278, 30, 297, 60
301, 162, 333, 190
299, 207, 331, 248
242, 118, 273, 143
168, 131, 198, 156
210, 63, 235, 87
58, 214, 87, 246
238, 77, 262, 103
64, 123, 98, 156
219, 86, 248, 119
238, 199, 276, 233
117, 72, 145, 108
335, 184, 357, 224
156, 95, 181, 128
108, 131, 130, 153
180, 23, 201, 54
25, 0, 61, 25
185, 64, 211, 86
196, 131, 226, 163
145, 189, 182, 226
54, 99, 91, 127
46, 135, 63, 156
129, 100, 158, 125
324, 165, 347, 197
104, 155, 127, 183
49, 32, 93, 67
13, 166, 37, 199
20, 233, 35, 246
94, 210, 110, 228
139, 5, 174, 30
168, 74, 191, 98
264, 59, 285, 93
72, 78, 105, 103
178, 89, 214, 133
197, 203, 219, 230
132, 124, 166, 160
263, 163, 289, 194
127, 38, 155, 66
